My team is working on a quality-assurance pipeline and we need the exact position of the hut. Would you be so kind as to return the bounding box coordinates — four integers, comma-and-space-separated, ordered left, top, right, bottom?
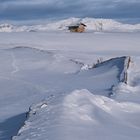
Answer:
68, 23, 87, 33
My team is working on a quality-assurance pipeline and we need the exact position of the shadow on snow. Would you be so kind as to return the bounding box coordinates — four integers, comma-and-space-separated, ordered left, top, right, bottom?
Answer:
0, 113, 26, 140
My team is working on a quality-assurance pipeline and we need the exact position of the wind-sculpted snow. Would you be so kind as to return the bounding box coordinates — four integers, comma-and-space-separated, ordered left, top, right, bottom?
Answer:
0, 46, 132, 140
0, 18, 140, 32
0, 27, 140, 140
0, 47, 130, 96
94, 56, 131, 84
12, 89, 140, 140
112, 57, 140, 104
0, 46, 131, 140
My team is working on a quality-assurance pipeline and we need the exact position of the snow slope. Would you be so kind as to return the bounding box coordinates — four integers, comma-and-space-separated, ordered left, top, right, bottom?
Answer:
0, 18, 140, 32
13, 89, 140, 140
0, 31, 140, 140
0, 47, 130, 140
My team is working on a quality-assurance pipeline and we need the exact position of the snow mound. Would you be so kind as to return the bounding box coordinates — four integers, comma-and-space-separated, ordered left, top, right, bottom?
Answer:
1, 18, 140, 32
12, 89, 140, 140
0, 23, 14, 32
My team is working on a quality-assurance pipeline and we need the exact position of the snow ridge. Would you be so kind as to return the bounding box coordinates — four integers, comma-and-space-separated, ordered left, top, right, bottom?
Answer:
12, 89, 140, 140
11, 55, 131, 140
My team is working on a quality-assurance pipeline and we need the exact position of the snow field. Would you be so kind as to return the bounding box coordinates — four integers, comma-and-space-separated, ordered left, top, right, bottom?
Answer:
0, 31, 140, 140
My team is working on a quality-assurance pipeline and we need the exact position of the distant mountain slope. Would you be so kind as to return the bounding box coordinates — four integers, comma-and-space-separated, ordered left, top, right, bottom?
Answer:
0, 18, 140, 32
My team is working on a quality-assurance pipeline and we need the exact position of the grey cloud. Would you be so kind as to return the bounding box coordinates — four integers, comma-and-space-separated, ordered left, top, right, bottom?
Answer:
0, 0, 140, 21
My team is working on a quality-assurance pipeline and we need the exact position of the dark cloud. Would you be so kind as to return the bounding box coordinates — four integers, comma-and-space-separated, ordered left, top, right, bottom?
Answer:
0, 0, 140, 21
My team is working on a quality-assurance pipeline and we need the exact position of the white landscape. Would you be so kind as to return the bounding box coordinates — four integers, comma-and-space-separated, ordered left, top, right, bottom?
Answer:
0, 18, 140, 140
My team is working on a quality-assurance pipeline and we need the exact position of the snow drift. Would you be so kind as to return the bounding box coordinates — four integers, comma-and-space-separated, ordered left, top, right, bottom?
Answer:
12, 89, 140, 140
0, 47, 130, 140
0, 31, 140, 140
0, 47, 130, 96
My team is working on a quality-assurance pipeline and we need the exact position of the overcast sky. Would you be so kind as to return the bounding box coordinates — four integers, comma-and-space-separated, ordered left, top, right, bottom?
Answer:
0, 0, 140, 22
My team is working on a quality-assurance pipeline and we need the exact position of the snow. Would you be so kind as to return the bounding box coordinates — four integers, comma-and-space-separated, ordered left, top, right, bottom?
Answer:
0, 26, 140, 140
13, 89, 140, 140
112, 57, 140, 103
0, 18, 140, 32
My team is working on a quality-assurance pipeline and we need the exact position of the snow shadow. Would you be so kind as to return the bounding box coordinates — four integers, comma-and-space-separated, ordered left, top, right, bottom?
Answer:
0, 113, 26, 140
